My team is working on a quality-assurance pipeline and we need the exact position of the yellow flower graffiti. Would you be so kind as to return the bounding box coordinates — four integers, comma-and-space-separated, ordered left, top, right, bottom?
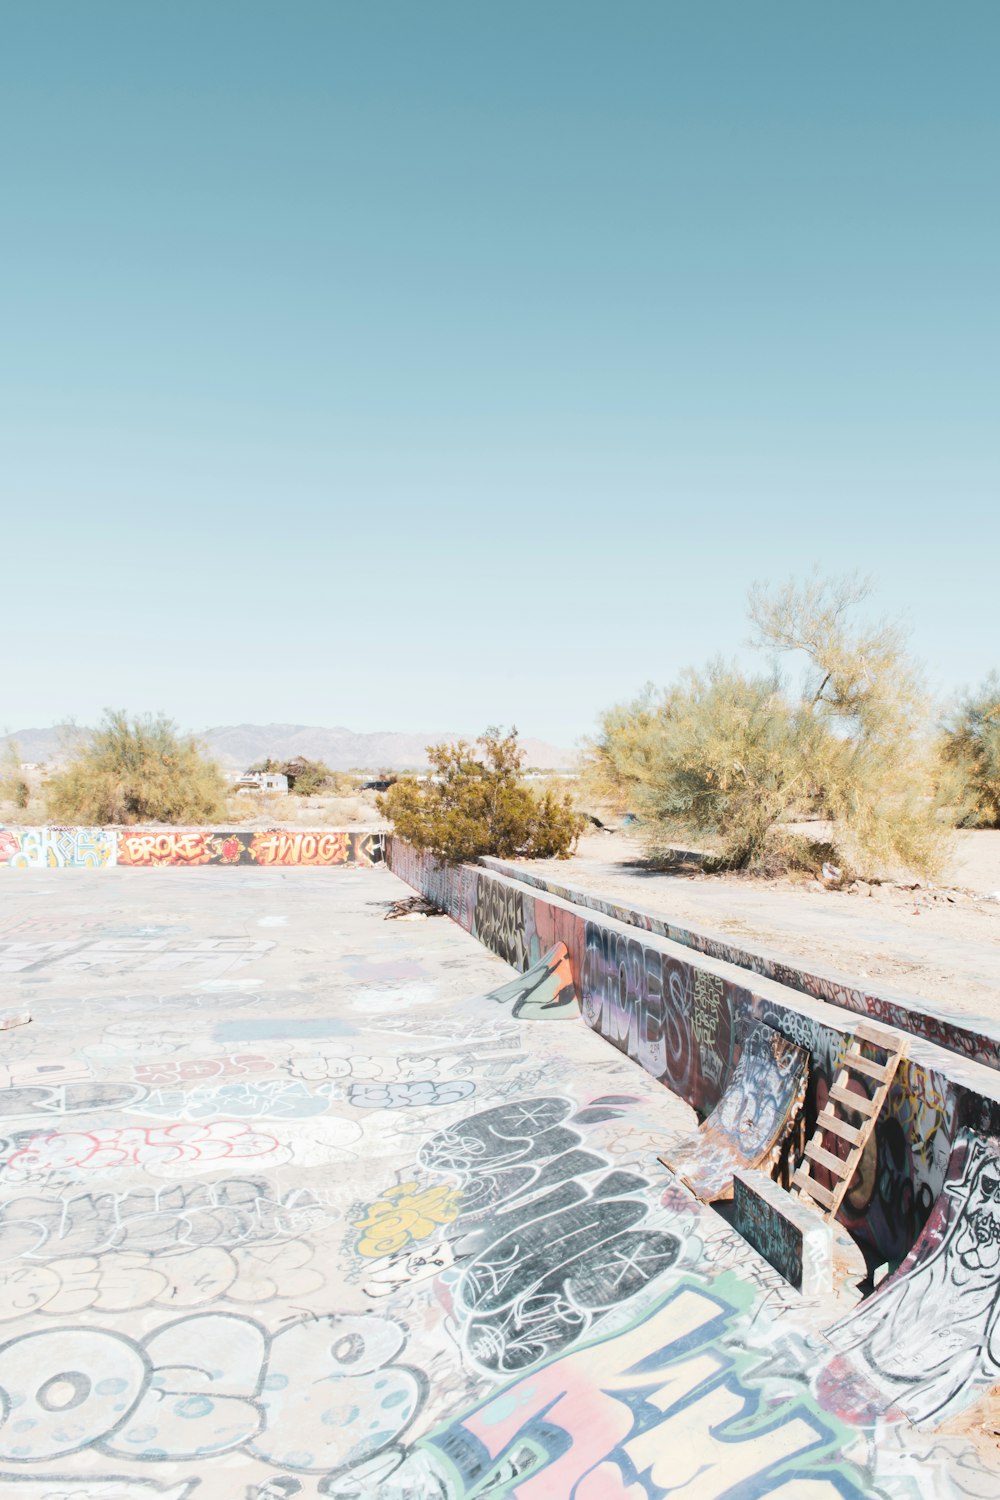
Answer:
354, 1181, 463, 1258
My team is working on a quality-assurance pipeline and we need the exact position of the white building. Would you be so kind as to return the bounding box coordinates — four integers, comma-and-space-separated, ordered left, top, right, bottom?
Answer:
237, 771, 289, 794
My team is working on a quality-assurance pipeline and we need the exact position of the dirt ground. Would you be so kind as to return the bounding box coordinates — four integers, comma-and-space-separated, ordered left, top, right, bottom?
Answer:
513, 831, 1000, 1024
0, 787, 390, 831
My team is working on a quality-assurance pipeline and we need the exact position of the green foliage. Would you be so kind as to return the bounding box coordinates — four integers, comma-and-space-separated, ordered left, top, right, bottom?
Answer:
587, 665, 803, 870
45, 711, 228, 825
378, 727, 586, 862
938, 673, 1000, 828
587, 576, 946, 879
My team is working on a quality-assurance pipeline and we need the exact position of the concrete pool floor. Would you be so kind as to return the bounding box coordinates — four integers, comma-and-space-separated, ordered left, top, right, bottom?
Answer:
0, 867, 994, 1498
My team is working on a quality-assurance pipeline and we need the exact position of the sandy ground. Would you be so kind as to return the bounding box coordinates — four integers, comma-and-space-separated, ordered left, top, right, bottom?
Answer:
513, 832, 1000, 1023
942, 829, 1000, 894
0, 787, 392, 831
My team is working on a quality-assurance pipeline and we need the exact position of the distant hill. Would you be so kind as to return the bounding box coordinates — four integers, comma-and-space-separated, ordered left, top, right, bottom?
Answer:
1, 722, 579, 772
0, 724, 87, 765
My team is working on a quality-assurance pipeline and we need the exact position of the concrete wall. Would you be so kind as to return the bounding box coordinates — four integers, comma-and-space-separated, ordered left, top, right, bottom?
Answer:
0, 827, 385, 869
481, 857, 1000, 1076
388, 838, 1000, 1269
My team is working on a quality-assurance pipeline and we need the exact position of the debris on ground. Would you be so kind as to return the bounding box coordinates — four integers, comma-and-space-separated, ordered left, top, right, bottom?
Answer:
385, 895, 446, 921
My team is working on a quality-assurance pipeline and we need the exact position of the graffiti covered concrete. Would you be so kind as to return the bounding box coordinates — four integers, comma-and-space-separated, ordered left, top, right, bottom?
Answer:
733, 1166, 833, 1294
388, 839, 1000, 1272
481, 855, 1000, 1078
478, 941, 578, 1020
0, 827, 117, 868
819, 1128, 1000, 1425
117, 828, 385, 866
0, 827, 385, 868
397, 1275, 871, 1499
0, 859, 997, 1493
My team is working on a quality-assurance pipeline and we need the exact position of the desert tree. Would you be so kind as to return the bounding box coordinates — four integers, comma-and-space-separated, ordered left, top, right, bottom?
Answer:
585, 665, 803, 870
587, 576, 945, 878
45, 710, 228, 825
749, 574, 944, 876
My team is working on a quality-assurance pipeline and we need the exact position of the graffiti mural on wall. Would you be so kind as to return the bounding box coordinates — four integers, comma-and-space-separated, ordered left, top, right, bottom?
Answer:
818, 1129, 1000, 1427
118, 830, 244, 865
479, 855, 1000, 1076
479, 942, 578, 1020
117, 829, 385, 867
0, 827, 384, 868
473, 879, 529, 969
580, 921, 743, 1115
386, 839, 988, 1271
0, 827, 117, 868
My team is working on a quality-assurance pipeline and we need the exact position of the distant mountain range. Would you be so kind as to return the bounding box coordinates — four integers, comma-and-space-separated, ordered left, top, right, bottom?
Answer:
2, 722, 579, 772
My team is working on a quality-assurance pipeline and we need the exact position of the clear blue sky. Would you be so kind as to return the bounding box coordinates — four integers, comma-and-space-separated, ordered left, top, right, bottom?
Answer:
3, 3, 997, 747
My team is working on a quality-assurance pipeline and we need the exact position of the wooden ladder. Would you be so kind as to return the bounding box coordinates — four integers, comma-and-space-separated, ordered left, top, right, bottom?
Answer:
792, 1020, 908, 1220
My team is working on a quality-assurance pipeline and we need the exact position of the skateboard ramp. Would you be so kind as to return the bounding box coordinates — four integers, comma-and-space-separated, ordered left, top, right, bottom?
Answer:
660, 1020, 808, 1201
818, 1127, 1000, 1426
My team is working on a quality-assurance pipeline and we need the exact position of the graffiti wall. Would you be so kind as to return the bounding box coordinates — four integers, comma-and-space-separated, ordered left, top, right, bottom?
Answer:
819, 1127, 1000, 1426
481, 856, 1000, 1076
387, 839, 1000, 1270
0, 827, 385, 869
0, 827, 116, 868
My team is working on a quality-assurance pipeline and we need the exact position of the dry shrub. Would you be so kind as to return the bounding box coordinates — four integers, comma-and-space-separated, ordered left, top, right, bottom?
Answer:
0, 740, 30, 811
586, 576, 947, 880
938, 673, 1000, 829
754, 833, 850, 882
45, 711, 227, 825
379, 728, 585, 862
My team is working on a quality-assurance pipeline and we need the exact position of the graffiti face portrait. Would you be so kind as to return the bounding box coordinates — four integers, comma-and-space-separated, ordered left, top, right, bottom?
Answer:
954, 1159, 1000, 1271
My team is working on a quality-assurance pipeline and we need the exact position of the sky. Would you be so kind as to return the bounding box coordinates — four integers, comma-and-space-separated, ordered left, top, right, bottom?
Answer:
3, 3, 997, 749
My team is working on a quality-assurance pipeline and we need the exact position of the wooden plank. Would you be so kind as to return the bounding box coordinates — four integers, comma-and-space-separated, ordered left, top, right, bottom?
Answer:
794, 1171, 835, 1209
829, 1083, 877, 1115
854, 1021, 905, 1050
806, 1139, 851, 1176
818, 1112, 862, 1146
844, 1053, 889, 1082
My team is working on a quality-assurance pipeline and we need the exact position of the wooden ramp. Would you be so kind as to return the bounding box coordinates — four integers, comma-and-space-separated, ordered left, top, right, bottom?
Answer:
793, 1020, 908, 1220
659, 1021, 809, 1202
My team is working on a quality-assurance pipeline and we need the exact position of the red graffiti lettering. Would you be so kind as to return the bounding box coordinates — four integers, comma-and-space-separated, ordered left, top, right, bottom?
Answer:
118, 832, 219, 867
249, 831, 348, 866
